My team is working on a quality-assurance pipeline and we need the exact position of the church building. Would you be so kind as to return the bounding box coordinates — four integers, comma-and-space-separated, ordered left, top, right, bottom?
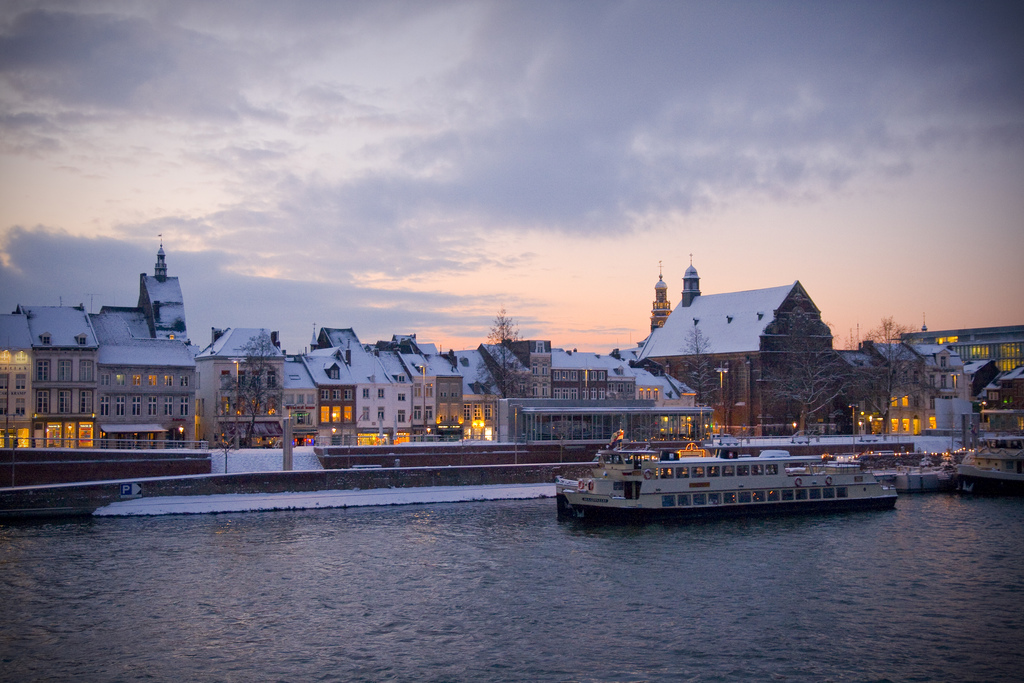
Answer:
637, 261, 835, 436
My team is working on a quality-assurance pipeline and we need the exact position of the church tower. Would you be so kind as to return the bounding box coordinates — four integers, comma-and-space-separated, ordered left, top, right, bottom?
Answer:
681, 256, 701, 307
650, 263, 671, 331
154, 240, 168, 282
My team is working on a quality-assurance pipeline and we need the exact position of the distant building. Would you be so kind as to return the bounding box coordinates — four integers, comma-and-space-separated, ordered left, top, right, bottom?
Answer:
100, 242, 190, 345
903, 324, 1024, 372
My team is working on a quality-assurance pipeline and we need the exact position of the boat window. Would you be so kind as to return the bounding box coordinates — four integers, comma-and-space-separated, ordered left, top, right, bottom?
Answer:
736, 465, 750, 476
691, 466, 705, 478
662, 495, 676, 507
809, 488, 822, 499
765, 464, 779, 475
722, 465, 735, 477
767, 489, 780, 501
751, 464, 763, 475
708, 466, 720, 477
659, 467, 674, 479
752, 490, 765, 502
692, 493, 707, 505
836, 487, 848, 498
724, 492, 737, 504
613, 481, 624, 491
708, 492, 720, 505
676, 467, 689, 479
678, 494, 691, 506
781, 489, 794, 501
795, 489, 808, 500
823, 487, 835, 499
738, 491, 752, 503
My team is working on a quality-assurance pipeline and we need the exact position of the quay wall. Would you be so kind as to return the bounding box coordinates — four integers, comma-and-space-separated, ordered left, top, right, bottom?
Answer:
0, 463, 592, 519
0, 447, 211, 488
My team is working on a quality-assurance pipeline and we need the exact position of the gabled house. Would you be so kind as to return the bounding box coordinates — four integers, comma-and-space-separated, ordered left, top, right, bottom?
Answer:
16, 304, 99, 448
196, 327, 285, 447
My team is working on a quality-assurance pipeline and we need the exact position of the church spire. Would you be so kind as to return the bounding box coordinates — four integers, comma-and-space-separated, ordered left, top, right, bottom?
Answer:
681, 254, 700, 307
154, 236, 167, 282
650, 261, 671, 331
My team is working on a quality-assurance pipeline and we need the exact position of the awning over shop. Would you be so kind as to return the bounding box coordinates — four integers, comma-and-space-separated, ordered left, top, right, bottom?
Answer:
100, 423, 168, 434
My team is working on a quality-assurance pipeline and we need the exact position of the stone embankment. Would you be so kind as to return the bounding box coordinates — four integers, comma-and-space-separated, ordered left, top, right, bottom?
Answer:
0, 462, 592, 519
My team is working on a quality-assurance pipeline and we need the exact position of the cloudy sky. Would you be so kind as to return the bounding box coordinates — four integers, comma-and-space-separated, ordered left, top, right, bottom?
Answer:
2, 0, 1022, 354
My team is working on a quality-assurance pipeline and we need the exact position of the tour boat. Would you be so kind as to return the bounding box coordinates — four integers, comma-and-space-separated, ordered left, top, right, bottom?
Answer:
957, 435, 1024, 496
555, 443, 897, 522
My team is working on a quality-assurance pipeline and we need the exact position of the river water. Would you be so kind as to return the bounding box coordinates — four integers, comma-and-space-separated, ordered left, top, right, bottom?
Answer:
2, 494, 1022, 682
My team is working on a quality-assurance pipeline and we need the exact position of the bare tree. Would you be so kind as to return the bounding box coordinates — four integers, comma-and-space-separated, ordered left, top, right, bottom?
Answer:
761, 311, 846, 433
678, 325, 718, 407
484, 308, 530, 398
237, 331, 283, 447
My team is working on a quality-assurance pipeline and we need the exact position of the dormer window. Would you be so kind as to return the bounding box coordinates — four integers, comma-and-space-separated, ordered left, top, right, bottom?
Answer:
327, 364, 340, 380
39, 333, 51, 345
75, 334, 87, 346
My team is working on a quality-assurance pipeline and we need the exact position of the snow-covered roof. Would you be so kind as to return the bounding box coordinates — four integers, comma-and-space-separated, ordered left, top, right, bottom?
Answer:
638, 283, 797, 359
18, 305, 98, 347
140, 274, 188, 342
283, 357, 316, 389
452, 349, 497, 395
98, 306, 152, 339
91, 313, 195, 367
196, 328, 284, 359
0, 313, 33, 349
963, 360, 995, 374
302, 348, 359, 385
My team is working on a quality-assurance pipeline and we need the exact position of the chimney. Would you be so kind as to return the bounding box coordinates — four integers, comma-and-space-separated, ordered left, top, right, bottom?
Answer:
271, 331, 280, 348
211, 328, 224, 344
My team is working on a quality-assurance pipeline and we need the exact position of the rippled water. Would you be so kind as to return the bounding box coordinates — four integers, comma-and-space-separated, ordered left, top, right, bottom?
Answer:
2, 495, 1023, 682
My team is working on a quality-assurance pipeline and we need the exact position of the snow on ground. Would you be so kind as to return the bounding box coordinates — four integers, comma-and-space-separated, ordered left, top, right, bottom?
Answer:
208, 446, 323, 474
93, 483, 555, 516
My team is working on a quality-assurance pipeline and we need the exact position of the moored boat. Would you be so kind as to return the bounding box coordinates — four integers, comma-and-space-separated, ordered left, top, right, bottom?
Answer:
957, 435, 1024, 495
556, 443, 897, 522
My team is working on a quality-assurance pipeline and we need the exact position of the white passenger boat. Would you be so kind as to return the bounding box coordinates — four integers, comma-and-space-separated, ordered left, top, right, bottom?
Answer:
555, 443, 897, 522
957, 435, 1024, 495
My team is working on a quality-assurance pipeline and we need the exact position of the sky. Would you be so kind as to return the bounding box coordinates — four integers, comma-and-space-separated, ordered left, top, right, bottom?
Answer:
2, 1, 1022, 355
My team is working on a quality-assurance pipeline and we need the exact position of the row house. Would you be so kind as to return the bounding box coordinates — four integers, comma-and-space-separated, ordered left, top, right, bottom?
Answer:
91, 312, 196, 444
302, 345, 358, 445
0, 314, 33, 447
195, 327, 285, 447
311, 329, 411, 445
453, 349, 500, 440
18, 305, 99, 448
282, 356, 318, 446
396, 342, 463, 441
510, 340, 551, 398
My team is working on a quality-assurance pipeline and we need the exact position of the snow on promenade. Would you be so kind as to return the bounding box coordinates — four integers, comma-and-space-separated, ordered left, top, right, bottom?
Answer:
94, 446, 555, 517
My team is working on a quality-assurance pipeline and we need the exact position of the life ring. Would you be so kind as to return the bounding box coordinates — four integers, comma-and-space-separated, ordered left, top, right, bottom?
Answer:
794, 477, 803, 487
825, 476, 832, 486
588, 481, 594, 491
643, 469, 653, 480
578, 480, 585, 491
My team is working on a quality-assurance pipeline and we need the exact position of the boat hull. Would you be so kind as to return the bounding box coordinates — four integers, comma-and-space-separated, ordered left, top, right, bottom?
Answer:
957, 469, 1024, 496
556, 491, 896, 523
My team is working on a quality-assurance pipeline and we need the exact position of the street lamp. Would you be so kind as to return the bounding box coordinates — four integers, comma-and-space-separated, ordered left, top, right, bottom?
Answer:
715, 366, 729, 434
